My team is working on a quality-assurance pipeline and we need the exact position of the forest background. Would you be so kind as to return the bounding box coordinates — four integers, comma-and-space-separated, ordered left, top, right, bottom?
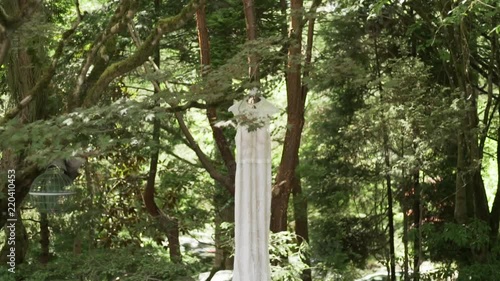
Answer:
0, 0, 500, 280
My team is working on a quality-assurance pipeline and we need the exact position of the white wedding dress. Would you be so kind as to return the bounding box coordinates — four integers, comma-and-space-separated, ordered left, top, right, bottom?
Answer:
229, 97, 279, 281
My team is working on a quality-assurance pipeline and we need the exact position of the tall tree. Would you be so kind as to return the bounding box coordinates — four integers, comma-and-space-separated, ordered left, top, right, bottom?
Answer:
141, 0, 182, 263
0, 0, 53, 264
195, 1, 235, 273
271, 0, 322, 233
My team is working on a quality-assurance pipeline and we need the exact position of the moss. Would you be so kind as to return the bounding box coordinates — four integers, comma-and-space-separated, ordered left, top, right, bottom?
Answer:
83, 0, 204, 107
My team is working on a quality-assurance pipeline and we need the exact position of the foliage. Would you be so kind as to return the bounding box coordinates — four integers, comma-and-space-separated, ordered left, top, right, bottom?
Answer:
2, 0, 500, 279
0, 246, 198, 281
302, 0, 500, 277
269, 231, 310, 281
421, 220, 492, 264
456, 260, 500, 281
311, 215, 386, 268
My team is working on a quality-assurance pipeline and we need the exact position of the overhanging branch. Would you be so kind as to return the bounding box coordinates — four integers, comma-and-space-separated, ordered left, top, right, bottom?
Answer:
83, 0, 205, 107
70, 0, 136, 110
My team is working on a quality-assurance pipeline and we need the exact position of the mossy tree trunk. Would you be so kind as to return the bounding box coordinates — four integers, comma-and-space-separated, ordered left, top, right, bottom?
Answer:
0, 0, 47, 266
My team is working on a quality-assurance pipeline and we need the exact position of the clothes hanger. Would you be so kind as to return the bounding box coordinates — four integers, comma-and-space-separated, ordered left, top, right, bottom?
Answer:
246, 87, 261, 106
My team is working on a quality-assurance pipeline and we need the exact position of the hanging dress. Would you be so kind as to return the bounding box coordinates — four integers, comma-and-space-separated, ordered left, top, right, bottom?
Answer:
229, 97, 279, 281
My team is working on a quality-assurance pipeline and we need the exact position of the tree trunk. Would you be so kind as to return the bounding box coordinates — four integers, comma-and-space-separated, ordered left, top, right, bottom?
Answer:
0, 211, 28, 265
402, 182, 409, 281
39, 212, 50, 264
448, 9, 490, 262
454, 133, 468, 224
488, 25, 500, 244
143, 111, 182, 263
4, 3, 47, 122
491, 114, 500, 241
271, 0, 305, 233
0, 24, 10, 67
213, 186, 234, 270
412, 170, 421, 281
142, 0, 182, 263
291, 0, 319, 258
373, 23, 395, 280
196, 2, 236, 271
0, 1, 45, 266
384, 152, 396, 281
292, 173, 311, 281
143, 126, 182, 263
197, 2, 236, 185
272, 0, 318, 233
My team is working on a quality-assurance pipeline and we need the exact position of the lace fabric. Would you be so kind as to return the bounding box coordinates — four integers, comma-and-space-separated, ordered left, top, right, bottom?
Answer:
229, 98, 279, 281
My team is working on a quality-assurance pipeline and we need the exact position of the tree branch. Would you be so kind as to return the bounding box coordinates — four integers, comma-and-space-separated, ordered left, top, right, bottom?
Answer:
175, 111, 234, 194
126, 18, 234, 195
159, 123, 191, 148
164, 149, 200, 167
70, 0, 136, 109
75, 0, 83, 20
83, 0, 204, 107
0, 6, 11, 27
197, 2, 236, 188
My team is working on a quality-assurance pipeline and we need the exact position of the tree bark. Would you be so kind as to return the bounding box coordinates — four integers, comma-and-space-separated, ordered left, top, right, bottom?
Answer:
291, 9, 320, 278
487, 21, 500, 244
1, 0, 80, 124
144, 112, 183, 254
271, 0, 322, 233
195, 3, 236, 272
0, 0, 41, 67
271, 0, 304, 233
197, 2, 236, 188
0, 24, 10, 68
443, 1, 491, 262
0, 2, 47, 267
454, 133, 468, 224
